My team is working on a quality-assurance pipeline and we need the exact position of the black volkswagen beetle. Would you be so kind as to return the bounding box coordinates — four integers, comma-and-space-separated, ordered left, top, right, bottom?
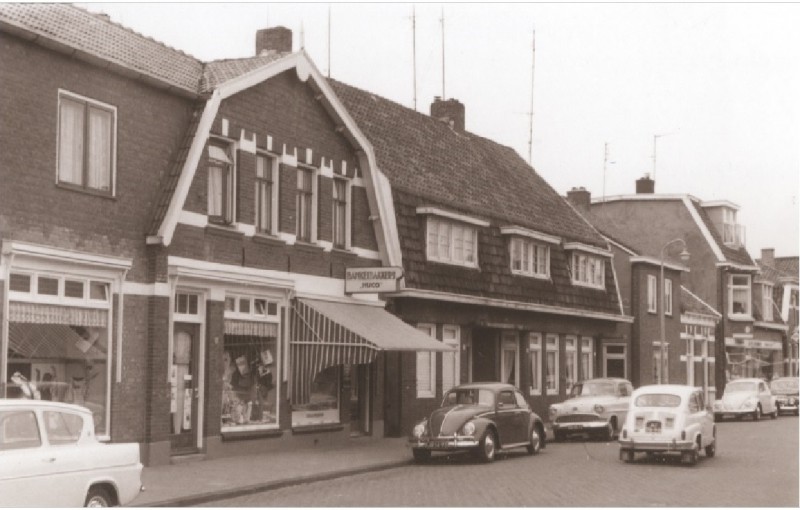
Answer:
408, 382, 546, 463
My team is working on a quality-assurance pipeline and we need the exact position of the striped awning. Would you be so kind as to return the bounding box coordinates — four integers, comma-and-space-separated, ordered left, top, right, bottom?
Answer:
290, 298, 453, 404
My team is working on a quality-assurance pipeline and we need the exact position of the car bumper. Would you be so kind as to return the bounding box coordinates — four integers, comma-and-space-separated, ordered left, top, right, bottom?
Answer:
713, 408, 755, 418
775, 399, 799, 413
619, 437, 696, 453
552, 421, 608, 433
409, 437, 480, 450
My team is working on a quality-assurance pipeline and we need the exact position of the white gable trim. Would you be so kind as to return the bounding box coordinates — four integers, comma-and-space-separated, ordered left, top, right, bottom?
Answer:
153, 51, 402, 267
416, 206, 490, 227
681, 285, 722, 319
630, 256, 689, 273
700, 200, 740, 210
499, 226, 561, 244
563, 242, 612, 258
681, 196, 725, 262
605, 237, 638, 257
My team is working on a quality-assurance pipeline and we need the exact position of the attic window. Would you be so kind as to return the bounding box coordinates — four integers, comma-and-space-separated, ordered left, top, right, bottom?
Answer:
570, 253, 605, 290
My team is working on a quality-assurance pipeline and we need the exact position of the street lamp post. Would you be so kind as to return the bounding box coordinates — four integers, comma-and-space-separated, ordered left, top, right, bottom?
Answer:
659, 238, 690, 384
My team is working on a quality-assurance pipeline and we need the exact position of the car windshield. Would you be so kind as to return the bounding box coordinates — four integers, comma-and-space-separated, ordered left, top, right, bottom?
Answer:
726, 381, 758, 392
635, 394, 682, 407
570, 381, 616, 397
770, 379, 799, 392
442, 388, 495, 407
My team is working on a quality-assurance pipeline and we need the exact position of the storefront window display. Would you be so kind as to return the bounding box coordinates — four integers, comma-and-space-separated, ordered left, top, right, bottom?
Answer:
5, 272, 111, 436
291, 366, 341, 427
725, 338, 782, 381
221, 336, 277, 430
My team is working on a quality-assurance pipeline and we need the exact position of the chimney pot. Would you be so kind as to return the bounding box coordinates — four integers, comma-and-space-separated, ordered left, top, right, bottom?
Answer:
256, 27, 292, 55
566, 187, 591, 212
636, 174, 655, 194
430, 97, 465, 132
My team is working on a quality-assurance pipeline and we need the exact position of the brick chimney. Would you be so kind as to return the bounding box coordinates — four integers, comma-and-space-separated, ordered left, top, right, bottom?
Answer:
636, 174, 655, 194
430, 97, 465, 132
256, 27, 292, 55
566, 187, 591, 212
761, 248, 775, 266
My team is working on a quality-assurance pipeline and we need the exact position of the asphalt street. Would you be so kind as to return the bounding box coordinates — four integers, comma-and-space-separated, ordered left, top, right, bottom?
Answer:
205, 415, 798, 507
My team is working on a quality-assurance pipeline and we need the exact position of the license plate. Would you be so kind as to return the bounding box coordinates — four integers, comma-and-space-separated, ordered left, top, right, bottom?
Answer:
646, 421, 661, 433
432, 440, 452, 448
566, 424, 583, 430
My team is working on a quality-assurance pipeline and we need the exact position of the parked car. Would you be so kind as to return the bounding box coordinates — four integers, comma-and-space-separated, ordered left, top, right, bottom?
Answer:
548, 378, 633, 441
0, 399, 143, 507
713, 378, 778, 421
770, 377, 799, 416
618, 384, 716, 466
408, 382, 546, 463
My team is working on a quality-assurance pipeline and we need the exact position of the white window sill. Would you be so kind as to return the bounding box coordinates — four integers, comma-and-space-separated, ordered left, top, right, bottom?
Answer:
511, 269, 550, 280
426, 258, 480, 270
727, 314, 754, 322
529, 389, 542, 396
571, 280, 605, 290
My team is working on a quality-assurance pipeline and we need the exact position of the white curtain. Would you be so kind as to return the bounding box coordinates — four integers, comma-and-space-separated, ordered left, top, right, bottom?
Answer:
87, 107, 112, 191
58, 99, 84, 185
208, 166, 223, 216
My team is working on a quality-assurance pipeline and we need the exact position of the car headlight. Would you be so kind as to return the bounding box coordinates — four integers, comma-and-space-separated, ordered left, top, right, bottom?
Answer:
594, 404, 604, 414
549, 406, 558, 417
461, 421, 476, 436
413, 421, 427, 438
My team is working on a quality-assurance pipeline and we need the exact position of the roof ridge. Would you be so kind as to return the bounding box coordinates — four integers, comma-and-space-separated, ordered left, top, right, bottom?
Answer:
68, 4, 203, 63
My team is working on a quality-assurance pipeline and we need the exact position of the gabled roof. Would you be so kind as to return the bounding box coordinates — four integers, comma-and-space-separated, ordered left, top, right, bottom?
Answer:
201, 54, 288, 94
0, 3, 203, 96
687, 197, 754, 267
775, 256, 799, 279
574, 207, 648, 255
328, 80, 608, 248
680, 286, 721, 319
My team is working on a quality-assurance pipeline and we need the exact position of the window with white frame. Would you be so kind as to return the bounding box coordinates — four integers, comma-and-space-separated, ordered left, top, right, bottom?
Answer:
57, 91, 116, 194
441, 325, 460, 394
528, 333, 542, 396
580, 337, 593, 380
728, 274, 752, 316
208, 144, 235, 224
255, 154, 277, 234
762, 283, 774, 321
571, 252, 605, 289
603, 344, 627, 379
416, 324, 437, 398
665, 278, 673, 316
332, 178, 349, 248
426, 217, 478, 268
565, 336, 577, 392
653, 342, 669, 384
510, 238, 549, 278
545, 335, 559, 395
647, 275, 657, 313
296, 168, 314, 241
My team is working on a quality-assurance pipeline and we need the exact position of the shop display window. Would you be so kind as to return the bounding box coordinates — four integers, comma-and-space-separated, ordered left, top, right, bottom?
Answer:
5, 323, 109, 436
221, 335, 278, 431
292, 366, 341, 427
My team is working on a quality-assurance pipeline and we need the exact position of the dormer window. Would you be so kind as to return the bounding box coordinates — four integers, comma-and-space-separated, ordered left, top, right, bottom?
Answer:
762, 283, 774, 321
571, 253, 605, 289
722, 209, 745, 247
418, 207, 487, 269
728, 274, 752, 317
500, 226, 559, 279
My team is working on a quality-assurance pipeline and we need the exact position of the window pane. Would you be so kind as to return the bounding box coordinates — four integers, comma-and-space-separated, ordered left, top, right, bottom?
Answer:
254, 299, 267, 316
546, 351, 557, 390
87, 107, 112, 191
89, 282, 108, 301
427, 220, 439, 258
225, 297, 236, 312
9, 273, 31, 293
530, 351, 540, 391
0, 410, 41, 450
58, 98, 85, 186
223, 335, 278, 430
64, 280, 84, 299
267, 302, 278, 316
208, 166, 223, 216
37, 277, 59, 296
238, 298, 250, 314
44, 411, 83, 445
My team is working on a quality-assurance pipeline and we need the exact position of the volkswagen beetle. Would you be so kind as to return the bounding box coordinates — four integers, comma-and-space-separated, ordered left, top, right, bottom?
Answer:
408, 382, 546, 463
548, 378, 633, 441
713, 378, 778, 421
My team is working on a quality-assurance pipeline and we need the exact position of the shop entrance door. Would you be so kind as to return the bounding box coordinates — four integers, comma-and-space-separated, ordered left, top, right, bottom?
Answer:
347, 363, 371, 436
472, 328, 499, 382
170, 324, 201, 454
500, 332, 520, 387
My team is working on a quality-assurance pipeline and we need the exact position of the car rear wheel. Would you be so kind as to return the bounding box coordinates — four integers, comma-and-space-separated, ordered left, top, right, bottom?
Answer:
84, 486, 113, 508
412, 448, 431, 463
476, 430, 496, 463
705, 440, 716, 457
753, 405, 762, 421
619, 449, 634, 463
526, 425, 542, 455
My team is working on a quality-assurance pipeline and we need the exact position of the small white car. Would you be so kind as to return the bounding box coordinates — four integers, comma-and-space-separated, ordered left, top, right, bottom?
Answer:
618, 385, 716, 466
549, 378, 633, 441
0, 399, 143, 507
713, 378, 778, 421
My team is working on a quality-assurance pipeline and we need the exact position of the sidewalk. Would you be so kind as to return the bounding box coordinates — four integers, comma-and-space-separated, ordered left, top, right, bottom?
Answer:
132, 437, 411, 507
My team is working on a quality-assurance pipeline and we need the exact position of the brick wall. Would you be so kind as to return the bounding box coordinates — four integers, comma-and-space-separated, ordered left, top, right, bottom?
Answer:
0, 33, 193, 283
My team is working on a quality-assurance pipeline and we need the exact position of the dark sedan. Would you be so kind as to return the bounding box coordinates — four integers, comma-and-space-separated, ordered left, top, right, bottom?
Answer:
771, 377, 799, 416
408, 382, 546, 463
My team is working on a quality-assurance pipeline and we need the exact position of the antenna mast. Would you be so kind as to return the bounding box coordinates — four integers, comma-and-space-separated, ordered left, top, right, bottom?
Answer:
527, 27, 536, 165
440, 7, 446, 99
327, 5, 331, 77
412, 5, 417, 110
603, 142, 609, 202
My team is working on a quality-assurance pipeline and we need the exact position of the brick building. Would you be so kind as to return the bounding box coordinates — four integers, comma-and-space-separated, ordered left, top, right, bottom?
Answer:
588, 175, 786, 395
756, 249, 799, 376
329, 84, 632, 432
0, 4, 450, 466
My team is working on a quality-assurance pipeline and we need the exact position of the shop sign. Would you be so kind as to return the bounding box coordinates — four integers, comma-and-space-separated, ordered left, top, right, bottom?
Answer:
345, 267, 403, 293
725, 337, 782, 350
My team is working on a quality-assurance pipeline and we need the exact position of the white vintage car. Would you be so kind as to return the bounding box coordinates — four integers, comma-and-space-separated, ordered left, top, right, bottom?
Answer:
618, 384, 716, 466
548, 378, 633, 441
713, 378, 778, 421
0, 399, 143, 507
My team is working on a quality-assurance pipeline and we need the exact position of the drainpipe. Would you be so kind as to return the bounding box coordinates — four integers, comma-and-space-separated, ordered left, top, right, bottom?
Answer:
116, 269, 129, 383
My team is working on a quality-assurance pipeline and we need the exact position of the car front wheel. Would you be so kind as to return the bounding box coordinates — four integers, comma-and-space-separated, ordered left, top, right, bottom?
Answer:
705, 440, 716, 458
526, 426, 542, 455
476, 430, 497, 463
84, 486, 113, 508
753, 405, 762, 421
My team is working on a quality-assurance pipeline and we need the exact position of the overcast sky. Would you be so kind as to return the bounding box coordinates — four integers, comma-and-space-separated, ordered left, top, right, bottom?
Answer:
81, 2, 800, 259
